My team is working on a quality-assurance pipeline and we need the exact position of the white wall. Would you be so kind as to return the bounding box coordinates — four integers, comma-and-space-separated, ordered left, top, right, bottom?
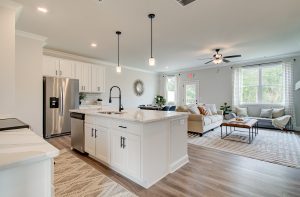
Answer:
15, 35, 44, 136
0, 6, 15, 116
103, 66, 159, 108
173, 67, 233, 108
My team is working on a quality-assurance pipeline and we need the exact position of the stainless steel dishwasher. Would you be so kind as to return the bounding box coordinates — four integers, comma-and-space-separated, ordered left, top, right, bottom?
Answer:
70, 112, 85, 153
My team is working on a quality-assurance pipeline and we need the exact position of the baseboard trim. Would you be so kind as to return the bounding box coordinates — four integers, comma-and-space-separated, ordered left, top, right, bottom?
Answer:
169, 155, 189, 173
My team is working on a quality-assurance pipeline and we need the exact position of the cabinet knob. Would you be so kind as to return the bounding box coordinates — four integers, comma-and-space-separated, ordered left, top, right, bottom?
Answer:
95, 129, 97, 138
91, 128, 94, 137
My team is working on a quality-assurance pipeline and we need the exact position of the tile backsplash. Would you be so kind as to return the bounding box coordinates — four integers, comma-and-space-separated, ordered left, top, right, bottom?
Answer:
81, 93, 102, 105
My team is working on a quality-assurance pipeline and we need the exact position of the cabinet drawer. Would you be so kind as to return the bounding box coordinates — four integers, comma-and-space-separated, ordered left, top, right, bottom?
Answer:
94, 117, 110, 128
85, 115, 110, 127
85, 115, 95, 124
111, 120, 141, 135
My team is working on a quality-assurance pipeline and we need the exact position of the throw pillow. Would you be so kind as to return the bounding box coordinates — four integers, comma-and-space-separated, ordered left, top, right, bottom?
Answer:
198, 106, 208, 115
206, 108, 213, 116
205, 104, 218, 115
260, 108, 273, 118
188, 104, 200, 115
236, 107, 248, 117
272, 108, 285, 118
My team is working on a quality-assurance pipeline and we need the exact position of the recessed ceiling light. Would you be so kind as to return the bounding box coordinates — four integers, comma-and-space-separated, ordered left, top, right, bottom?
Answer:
90, 43, 97, 48
165, 66, 169, 69
37, 7, 48, 13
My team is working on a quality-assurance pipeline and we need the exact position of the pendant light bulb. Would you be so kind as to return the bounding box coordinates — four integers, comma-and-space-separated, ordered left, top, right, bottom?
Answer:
149, 57, 155, 66
148, 14, 155, 66
116, 66, 122, 73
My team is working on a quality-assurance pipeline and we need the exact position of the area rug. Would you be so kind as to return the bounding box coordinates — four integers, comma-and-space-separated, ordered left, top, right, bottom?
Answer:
54, 150, 136, 197
188, 128, 300, 168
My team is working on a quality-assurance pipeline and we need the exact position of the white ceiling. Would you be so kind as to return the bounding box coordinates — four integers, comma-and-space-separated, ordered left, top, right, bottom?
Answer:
14, 0, 300, 72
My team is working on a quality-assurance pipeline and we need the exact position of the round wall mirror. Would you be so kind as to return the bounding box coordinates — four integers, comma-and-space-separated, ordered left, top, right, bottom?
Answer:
134, 80, 144, 96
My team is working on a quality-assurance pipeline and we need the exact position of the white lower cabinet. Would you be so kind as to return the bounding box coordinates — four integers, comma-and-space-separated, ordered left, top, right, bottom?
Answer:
110, 129, 141, 180
85, 123, 110, 164
95, 126, 110, 164
84, 123, 95, 155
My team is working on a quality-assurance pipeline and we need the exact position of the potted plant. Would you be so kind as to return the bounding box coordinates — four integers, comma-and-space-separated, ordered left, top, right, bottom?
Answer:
79, 92, 86, 105
220, 102, 232, 115
155, 95, 166, 107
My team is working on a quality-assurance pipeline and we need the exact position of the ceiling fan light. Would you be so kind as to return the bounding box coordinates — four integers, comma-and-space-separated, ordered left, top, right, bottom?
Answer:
149, 57, 155, 66
116, 66, 122, 73
213, 58, 222, 64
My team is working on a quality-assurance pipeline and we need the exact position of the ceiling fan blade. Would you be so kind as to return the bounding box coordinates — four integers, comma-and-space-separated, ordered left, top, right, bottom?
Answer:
205, 60, 213, 64
223, 55, 241, 59
223, 59, 230, 63
198, 57, 212, 61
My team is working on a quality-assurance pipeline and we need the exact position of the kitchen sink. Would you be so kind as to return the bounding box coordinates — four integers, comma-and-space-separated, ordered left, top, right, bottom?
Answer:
98, 111, 125, 115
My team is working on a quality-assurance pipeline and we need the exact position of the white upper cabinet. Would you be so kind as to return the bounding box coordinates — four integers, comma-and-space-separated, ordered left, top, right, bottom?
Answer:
43, 55, 106, 93
59, 59, 75, 78
91, 65, 105, 93
43, 56, 60, 77
43, 56, 75, 78
75, 62, 92, 92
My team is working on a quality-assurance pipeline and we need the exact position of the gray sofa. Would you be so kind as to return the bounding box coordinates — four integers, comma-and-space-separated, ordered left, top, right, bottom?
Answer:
233, 105, 292, 130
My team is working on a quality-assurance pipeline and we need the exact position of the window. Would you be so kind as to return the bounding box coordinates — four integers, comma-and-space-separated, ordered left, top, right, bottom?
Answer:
240, 64, 284, 104
166, 76, 177, 104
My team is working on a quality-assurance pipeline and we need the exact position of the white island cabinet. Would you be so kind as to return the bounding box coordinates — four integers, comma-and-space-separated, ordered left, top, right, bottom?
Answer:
70, 109, 189, 188
0, 129, 59, 197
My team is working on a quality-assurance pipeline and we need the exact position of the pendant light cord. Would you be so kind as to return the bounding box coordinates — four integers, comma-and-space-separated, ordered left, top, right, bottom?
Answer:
118, 33, 120, 66
150, 17, 153, 58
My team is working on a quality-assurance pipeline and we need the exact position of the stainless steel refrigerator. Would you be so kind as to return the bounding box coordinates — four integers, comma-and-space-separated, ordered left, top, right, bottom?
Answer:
43, 77, 79, 138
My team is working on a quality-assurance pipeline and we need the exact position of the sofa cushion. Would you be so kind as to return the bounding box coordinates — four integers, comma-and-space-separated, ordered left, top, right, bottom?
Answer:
205, 104, 218, 115
260, 108, 273, 118
272, 108, 285, 118
236, 107, 248, 117
176, 105, 189, 112
203, 117, 212, 125
207, 115, 223, 123
187, 104, 200, 115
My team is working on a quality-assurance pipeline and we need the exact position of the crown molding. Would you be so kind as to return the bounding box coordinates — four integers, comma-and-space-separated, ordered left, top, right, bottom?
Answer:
16, 30, 48, 45
0, 0, 23, 22
161, 51, 300, 74
43, 48, 158, 75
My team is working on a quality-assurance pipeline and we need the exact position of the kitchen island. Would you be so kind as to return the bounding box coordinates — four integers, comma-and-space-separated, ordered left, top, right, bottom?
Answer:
70, 108, 189, 188
0, 128, 59, 197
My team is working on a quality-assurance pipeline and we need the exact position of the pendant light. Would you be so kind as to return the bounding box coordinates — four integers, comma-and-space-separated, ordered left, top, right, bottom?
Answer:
116, 31, 122, 73
148, 13, 155, 66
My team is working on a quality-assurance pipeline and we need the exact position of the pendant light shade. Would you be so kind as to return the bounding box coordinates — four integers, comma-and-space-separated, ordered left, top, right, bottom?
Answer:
148, 13, 155, 66
116, 31, 122, 73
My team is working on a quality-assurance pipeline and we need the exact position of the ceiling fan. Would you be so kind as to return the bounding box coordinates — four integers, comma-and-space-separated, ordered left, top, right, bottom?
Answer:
202, 49, 242, 64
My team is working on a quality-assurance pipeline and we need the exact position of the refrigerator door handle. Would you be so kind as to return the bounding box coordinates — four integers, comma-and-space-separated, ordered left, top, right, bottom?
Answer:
60, 86, 64, 116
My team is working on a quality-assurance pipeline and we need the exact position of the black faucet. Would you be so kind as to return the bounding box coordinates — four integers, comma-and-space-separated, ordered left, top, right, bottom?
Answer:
109, 86, 124, 112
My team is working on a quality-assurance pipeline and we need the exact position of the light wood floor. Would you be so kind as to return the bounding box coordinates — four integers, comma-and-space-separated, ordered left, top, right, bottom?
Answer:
47, 135, 300, 197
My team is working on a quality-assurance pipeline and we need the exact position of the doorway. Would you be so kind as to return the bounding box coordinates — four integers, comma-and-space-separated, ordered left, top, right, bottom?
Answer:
182, 81, 199, 105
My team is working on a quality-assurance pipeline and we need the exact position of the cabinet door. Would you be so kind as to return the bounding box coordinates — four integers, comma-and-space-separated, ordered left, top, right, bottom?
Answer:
91, 65, 105, 93
74, 62, 91, 92
95, 126, 110, 163
43, 56, 59, 76
124, 133, 141, 179
110, 129, 126, 172
84, 123, 95, 156
59, 59, 75, 78
81, 63, 92, 92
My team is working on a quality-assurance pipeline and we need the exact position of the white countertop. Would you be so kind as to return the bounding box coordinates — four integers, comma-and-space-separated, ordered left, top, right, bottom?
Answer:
0, 128, 59, 170
70, 108, 189, 123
